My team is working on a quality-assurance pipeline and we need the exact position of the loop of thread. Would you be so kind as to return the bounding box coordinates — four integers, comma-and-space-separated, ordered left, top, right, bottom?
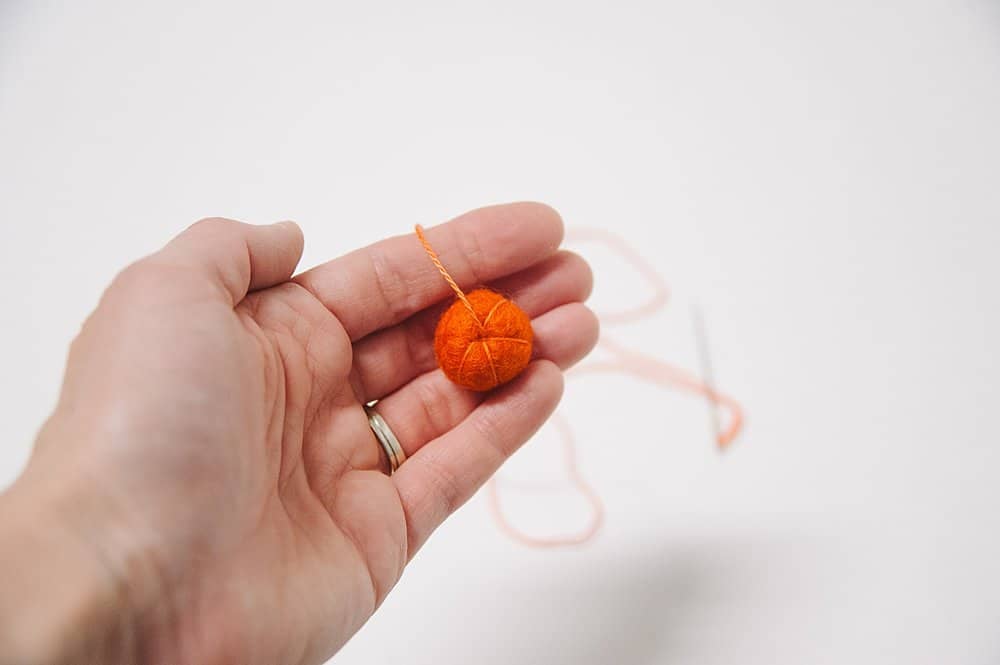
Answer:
487, 412, 605, 547
415, 224, 481, 325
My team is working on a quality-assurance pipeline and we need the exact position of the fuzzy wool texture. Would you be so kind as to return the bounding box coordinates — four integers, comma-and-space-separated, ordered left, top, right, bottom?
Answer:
434, 289, 534, 391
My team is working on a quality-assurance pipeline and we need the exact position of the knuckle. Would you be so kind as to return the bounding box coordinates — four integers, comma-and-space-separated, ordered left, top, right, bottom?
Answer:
108, 259, 167, 295
455, 225, 485, 285
471, 408, 506, 459
187, 218, 247, 261
188, 216, 238, 234
414, 378, 451, 438
403, 319, 435, 375
105, 257, 193, 304
418, 455, 462, 516
368, 248, 411, 321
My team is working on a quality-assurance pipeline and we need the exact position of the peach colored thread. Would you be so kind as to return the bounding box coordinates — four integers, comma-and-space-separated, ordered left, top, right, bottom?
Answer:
567, 227, 671, 325
487, 227, 746, 547
415, 224, 481, 326
582, 336, 744, 448
488, 412, 604, 547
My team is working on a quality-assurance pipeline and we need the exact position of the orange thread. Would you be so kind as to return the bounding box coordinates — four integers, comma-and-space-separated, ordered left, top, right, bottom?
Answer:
415, 224, 479, 325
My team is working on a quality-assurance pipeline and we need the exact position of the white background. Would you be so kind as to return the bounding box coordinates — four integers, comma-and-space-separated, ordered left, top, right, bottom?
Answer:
2, 1, 1000, 663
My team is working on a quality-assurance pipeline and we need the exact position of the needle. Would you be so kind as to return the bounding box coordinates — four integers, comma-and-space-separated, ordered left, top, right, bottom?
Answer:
691, 303, 722, 448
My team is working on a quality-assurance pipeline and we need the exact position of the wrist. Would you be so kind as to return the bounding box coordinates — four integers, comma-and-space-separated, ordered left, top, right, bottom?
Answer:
0, 461, 165, 665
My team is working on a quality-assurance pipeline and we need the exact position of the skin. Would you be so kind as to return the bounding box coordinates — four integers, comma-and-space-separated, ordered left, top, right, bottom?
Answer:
0, 203, 598, 665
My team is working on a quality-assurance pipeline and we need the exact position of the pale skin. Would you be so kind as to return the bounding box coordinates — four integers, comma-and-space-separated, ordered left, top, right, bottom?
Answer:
0, 203, 598, 665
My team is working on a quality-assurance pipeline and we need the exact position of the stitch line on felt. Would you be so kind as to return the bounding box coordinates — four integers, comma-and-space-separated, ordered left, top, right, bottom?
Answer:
481, 297, 507, 329
457, 339, 477, 382
480, 340, 500, 387
480, 337, 530, 345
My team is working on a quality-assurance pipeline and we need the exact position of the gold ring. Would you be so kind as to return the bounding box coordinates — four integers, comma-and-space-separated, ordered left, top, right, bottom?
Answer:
364, 404, 406, 474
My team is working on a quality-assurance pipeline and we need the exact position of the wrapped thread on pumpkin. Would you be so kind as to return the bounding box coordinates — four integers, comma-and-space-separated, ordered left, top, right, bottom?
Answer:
416, 225, 534, 391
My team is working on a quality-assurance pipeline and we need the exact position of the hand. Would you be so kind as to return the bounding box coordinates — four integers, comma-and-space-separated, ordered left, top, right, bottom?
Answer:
0, 203, 597, 665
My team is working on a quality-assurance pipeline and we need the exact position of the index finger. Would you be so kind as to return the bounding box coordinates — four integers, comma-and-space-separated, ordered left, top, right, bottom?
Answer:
293, 202, 564, 340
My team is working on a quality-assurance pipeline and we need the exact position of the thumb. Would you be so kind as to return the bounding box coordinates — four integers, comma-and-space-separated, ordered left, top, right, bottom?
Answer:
157, 217, 305, 305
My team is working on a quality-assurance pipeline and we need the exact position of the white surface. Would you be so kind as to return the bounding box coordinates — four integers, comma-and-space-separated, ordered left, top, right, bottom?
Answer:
2, 1, 1000, 663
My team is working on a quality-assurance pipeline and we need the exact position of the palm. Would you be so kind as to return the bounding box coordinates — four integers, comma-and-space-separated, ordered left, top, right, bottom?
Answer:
157, 283, 401, 664
44, 204, 597, 665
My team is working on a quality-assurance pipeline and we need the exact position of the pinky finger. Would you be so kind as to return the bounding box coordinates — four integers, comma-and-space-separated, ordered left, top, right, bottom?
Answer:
392, 360, 564, 557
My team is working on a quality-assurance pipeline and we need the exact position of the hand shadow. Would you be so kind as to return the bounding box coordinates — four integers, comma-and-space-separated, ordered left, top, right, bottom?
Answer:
465, 530, 826, 665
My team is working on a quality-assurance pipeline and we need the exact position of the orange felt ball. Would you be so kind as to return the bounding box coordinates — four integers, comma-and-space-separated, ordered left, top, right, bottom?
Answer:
434, 289, 534, 392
